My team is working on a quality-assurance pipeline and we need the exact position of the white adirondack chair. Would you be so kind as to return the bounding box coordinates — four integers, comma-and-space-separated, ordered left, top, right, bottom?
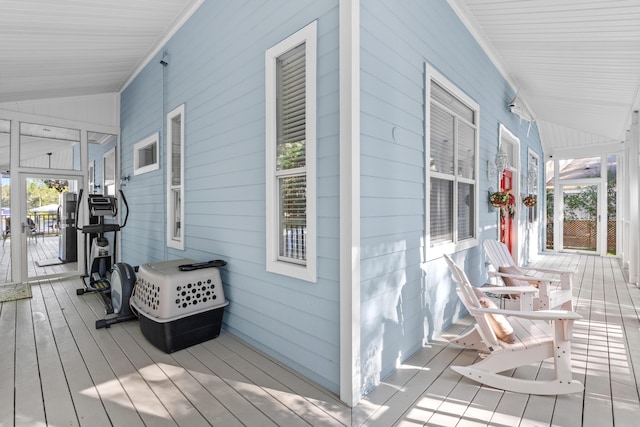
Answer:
483, 240, 574, 311
443, 254, 583, 395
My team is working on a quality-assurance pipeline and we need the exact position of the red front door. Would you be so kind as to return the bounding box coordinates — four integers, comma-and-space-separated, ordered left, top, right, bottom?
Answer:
500, 169, 514, 253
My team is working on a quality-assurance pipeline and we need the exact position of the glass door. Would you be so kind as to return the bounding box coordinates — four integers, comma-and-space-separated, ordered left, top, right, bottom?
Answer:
561, 184, 600, 253
1, 120, 11, 285
1, 173, 11, 285
22, 174, 81, 281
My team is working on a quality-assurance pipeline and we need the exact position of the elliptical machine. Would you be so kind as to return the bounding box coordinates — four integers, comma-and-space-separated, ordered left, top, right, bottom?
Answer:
75, 189, 137, 329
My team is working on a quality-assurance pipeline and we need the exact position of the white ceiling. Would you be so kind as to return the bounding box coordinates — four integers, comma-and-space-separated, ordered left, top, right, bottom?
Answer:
0, 0, 202, 102
1, 0, 639, 153
451, 0, 640, 152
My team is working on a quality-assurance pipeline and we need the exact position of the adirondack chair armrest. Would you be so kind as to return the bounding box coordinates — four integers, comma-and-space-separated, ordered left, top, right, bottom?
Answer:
479, 286, 539, 295
476, 307, 581, 321
489, 271, 556, 285
518, 267, 573, 291
519, 267, 574, 276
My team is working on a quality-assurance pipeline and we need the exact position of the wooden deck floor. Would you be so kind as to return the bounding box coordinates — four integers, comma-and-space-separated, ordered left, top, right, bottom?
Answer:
1, 253, 639, 426
1, 235, 78, 283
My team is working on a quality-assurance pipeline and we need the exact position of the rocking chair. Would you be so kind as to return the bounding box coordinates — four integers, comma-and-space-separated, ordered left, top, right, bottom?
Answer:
483, 240, 574, 310
443, 254, 583, 395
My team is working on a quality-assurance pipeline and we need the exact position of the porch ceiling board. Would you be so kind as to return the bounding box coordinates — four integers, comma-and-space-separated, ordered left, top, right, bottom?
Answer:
455, 0, 640, 151
0, 0, 202, 102
1, 1, 639, 153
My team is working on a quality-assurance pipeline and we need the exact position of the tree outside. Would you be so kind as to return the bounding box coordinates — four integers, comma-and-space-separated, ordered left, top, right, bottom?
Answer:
27, 178, 67, 210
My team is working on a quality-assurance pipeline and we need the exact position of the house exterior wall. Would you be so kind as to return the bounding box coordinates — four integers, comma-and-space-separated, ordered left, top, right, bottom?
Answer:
119, 1, 341, 393
119, 0, 545, 400
358, 0, 543, 394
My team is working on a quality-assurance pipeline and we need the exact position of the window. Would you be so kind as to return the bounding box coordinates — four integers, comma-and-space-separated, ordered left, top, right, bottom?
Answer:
265, 21, 317, 282
20, 123, 81, 170
134, 132, 159, 175
425, 65, 479, 258
103, 148, 116, 196
88, 161, 95, 194
167, 104, 185, 250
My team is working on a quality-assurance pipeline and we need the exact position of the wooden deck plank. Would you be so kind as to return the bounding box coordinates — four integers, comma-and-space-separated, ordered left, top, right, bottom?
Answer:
55, 277, 161, 427
214, 333, 351, 425
356, 343, 466, 426
38, 280, 113, 427
120, 322, 246, 427
187, 340, 311, 426
1, 235, 78, 285
14, 297, 46, 426
581, 256, 615, 427
169, 339, 279, 426
104, 323, 212, 427
69, 281, 180, 427
0, 300, 17, 423
29, 283, 80, 427
418, 350, 484, 426
607, 258, 640, 425
352, 318, 472, 426
50, 277, 146, 427
3, 253, 640, 426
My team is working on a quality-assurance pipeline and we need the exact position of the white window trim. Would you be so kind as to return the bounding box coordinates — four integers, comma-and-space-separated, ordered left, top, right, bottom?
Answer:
133, 132, 160, 176
265, 21, 317, 282
167, 104, 185, 250
424, 64, 480, 260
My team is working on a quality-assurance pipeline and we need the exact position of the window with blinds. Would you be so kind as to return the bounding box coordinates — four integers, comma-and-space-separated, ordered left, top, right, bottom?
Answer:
425, 65, 479, 257
276, 43, 307, 264
167, 104, 185, 250
265, 21, 317, 282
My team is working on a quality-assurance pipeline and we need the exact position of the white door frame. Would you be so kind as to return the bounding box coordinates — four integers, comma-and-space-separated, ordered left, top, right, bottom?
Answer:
19, 172, 85, 281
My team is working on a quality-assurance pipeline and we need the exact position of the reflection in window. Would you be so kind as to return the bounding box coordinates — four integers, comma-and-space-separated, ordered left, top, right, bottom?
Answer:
0, 120, 9, 174
104, 149, 116, 196
20, 123, 81, 170
558, 157, 602, 180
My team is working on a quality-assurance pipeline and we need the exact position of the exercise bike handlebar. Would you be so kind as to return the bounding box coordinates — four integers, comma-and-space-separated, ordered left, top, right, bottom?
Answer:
119, 189, 129, 229
74, 188, 129, 231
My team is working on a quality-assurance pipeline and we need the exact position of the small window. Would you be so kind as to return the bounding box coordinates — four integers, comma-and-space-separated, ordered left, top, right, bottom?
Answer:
133, 133, 160, 175
167, 105, 185, 250
265, 21, 317, 282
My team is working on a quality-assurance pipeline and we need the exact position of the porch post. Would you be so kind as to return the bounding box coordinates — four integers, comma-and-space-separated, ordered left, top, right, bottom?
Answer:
339, 0, 361, 406
629, 111, 640, 285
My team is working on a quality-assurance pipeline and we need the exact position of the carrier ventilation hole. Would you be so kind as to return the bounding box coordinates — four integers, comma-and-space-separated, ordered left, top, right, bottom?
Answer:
174, 280, 218, 309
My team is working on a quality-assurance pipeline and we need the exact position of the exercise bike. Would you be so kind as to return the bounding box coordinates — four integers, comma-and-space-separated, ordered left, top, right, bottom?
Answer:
75, 189, 137, 329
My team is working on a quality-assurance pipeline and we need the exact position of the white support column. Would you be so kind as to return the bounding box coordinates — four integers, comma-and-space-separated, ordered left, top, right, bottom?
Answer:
630, 111, 640, 285
623, 129, 631, 270
339, 0, 361, 406
9, 119, 20, 282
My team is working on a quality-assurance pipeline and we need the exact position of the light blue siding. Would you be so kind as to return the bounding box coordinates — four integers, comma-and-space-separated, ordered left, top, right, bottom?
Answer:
118, 0, 545, 400
120, 0, 340, 392
359, 0, 543, 394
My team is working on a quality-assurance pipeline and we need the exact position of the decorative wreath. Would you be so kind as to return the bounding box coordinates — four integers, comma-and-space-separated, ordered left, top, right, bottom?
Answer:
489, 191, 510, 207
523, 195, 537, 207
